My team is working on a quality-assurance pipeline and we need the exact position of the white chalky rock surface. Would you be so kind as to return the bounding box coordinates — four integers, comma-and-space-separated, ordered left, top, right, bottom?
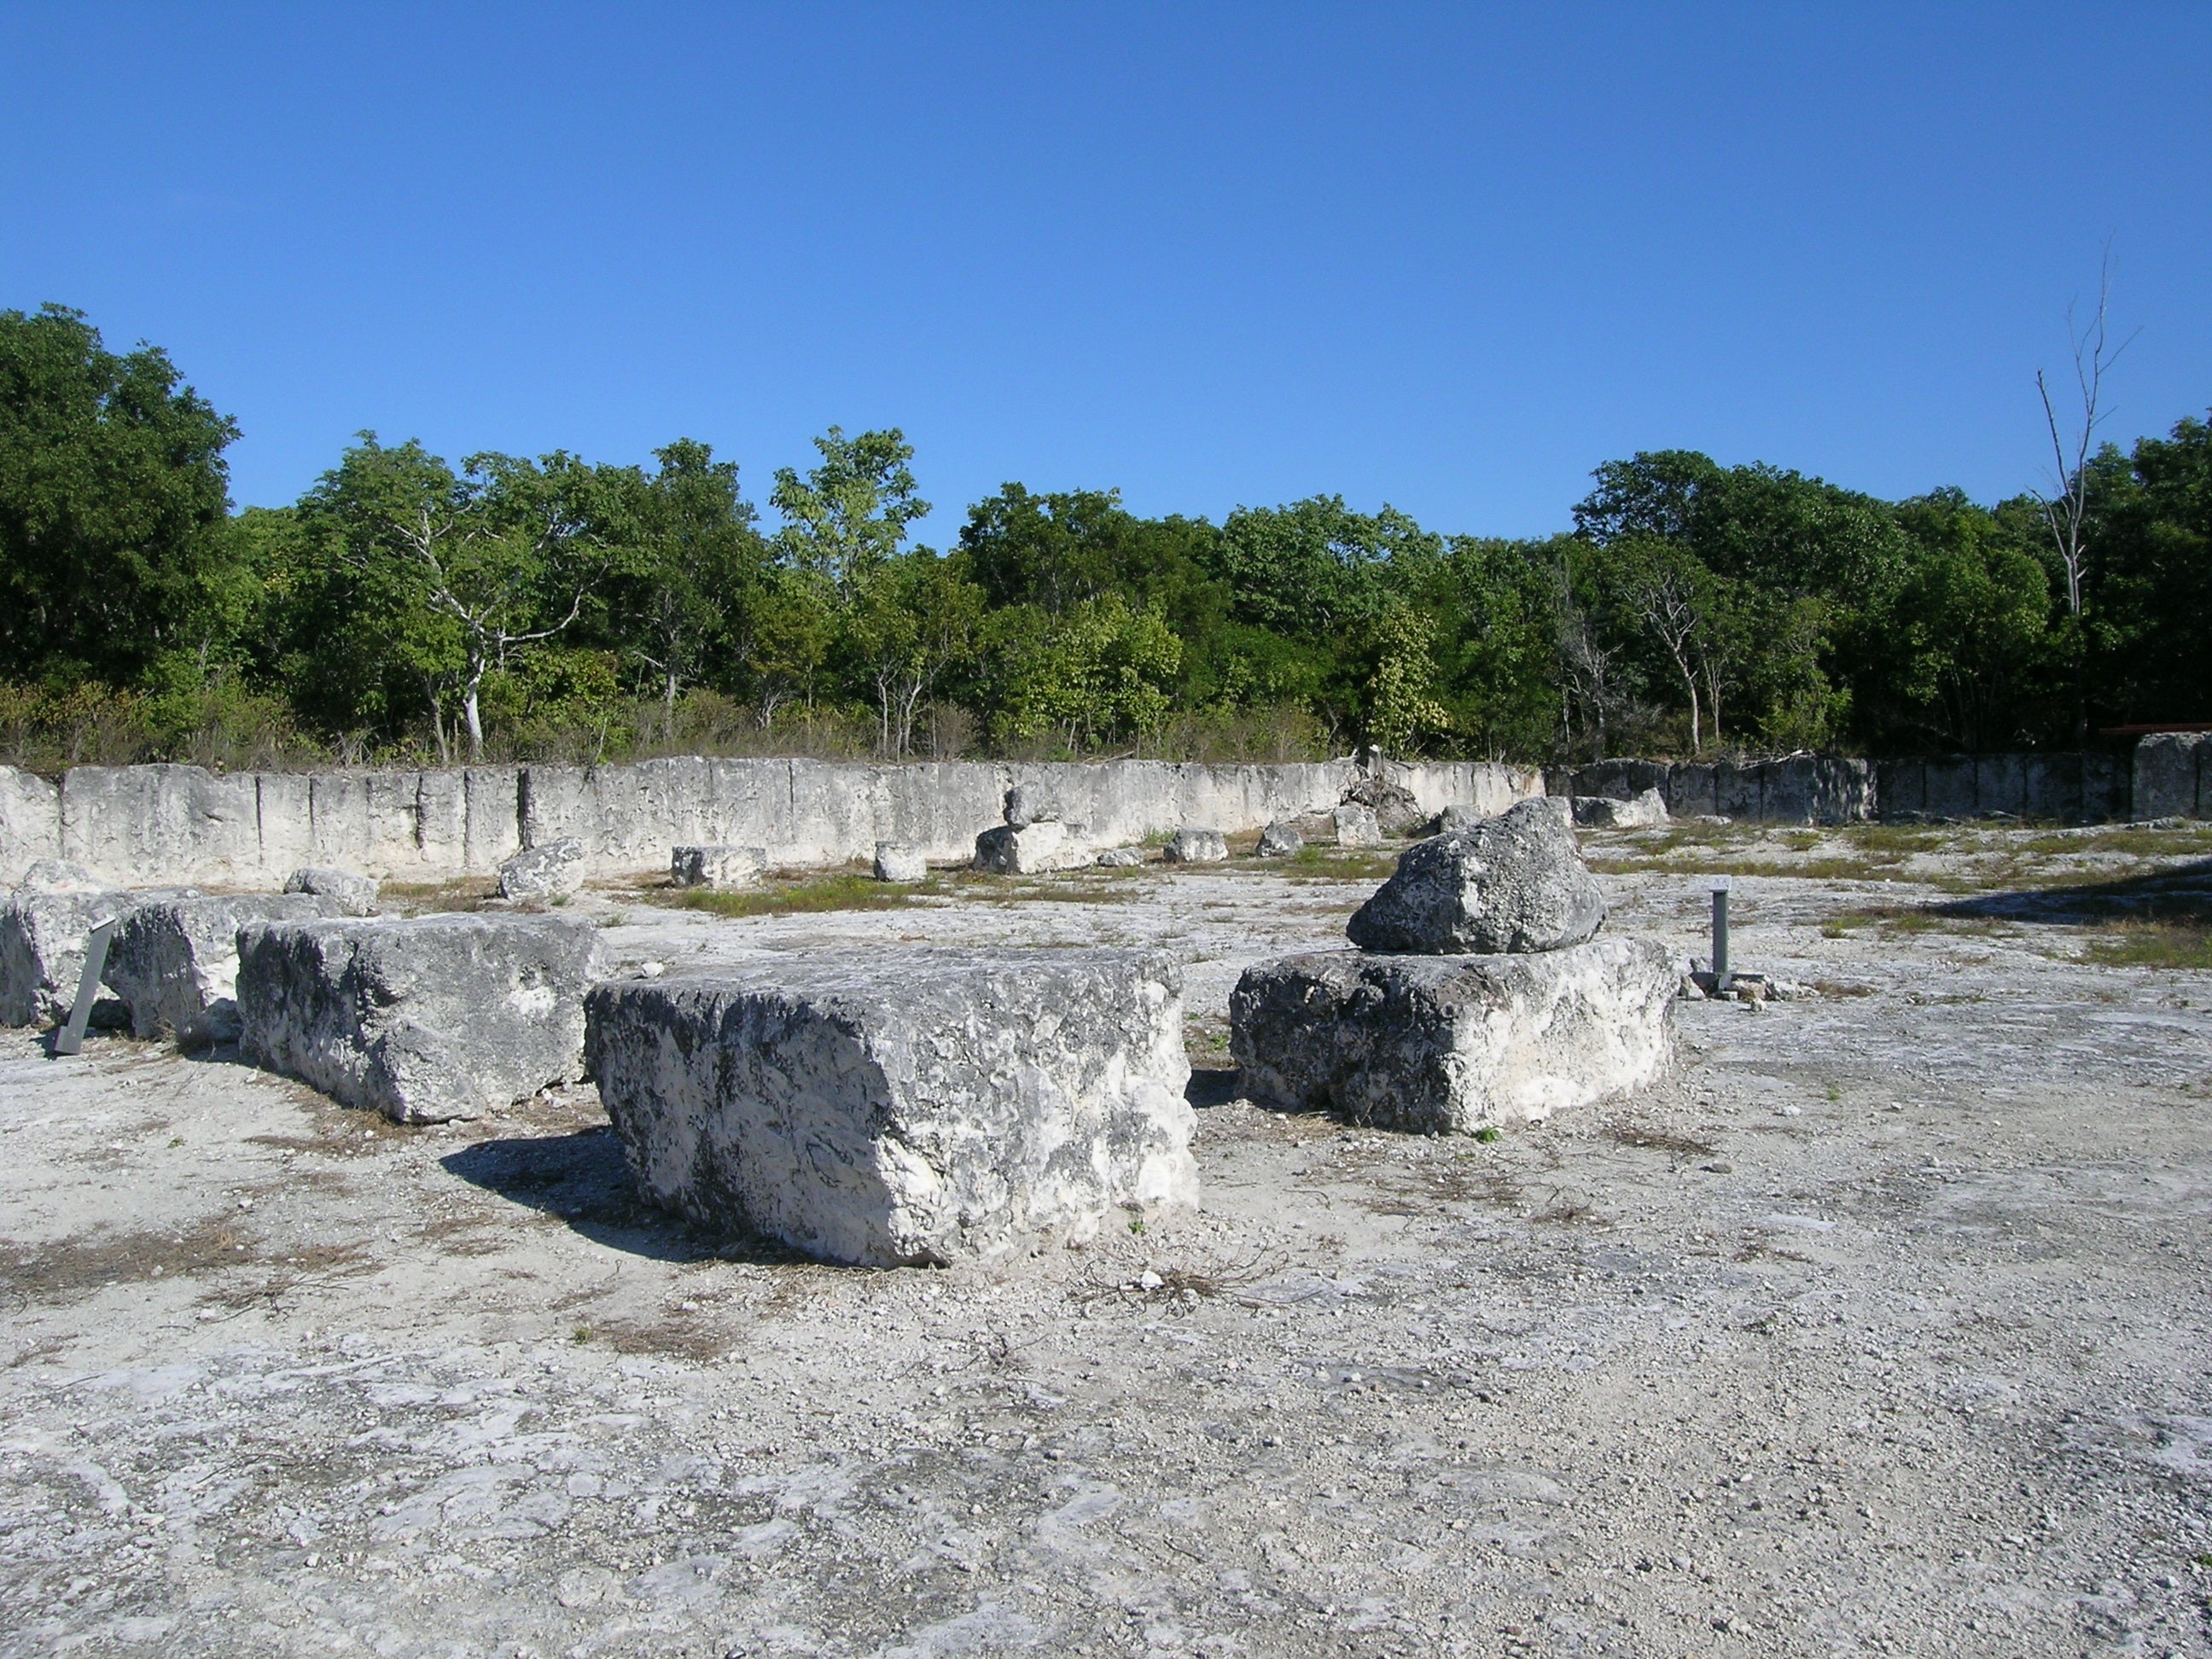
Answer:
1349, 795, 1608, 954
283, 864, 380, 915
1257, 820, 1304, 858
1332, 802, 1382, 846
872, 841, 927, 882
8, 822, 2212, 1657
973, 820, 1089, 874
671, 844, 767, 889
236, 913, 604, 1121
1575, 786, 1670, 829
1229, 936, 1678, 1133
498, 837, 587, 900
1163, 826, 1228, 864
104, 893, 346, 1045
0, 888, 131, 1026
585, 947, 1196, 1266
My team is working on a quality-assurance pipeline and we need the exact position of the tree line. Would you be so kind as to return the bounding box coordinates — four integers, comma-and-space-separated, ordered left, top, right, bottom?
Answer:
3, 301, 2208, 772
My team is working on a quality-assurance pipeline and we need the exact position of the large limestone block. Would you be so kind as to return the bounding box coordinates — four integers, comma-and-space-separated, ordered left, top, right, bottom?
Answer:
106, 894, 344, 1045
1332, 804, 1382, 847
1229, 937, 1676, 1134
1573, 788, 1668, 830
2133, 733, 2206, 820
61, 764, 262, 884
0, 765, 63, 887
974, 820, 1089, 875
1347, 796, 1605, 955
1, 888, 129, 1027
874, 841, 927, 883
585, 948, 1196, 1266
498, 838, 586, 900
236, 914, 604, 1122
672, 845, 766, 889
1164, 826, 1229, 864
1256, 821, 1303, 858
285, 865, 380, 916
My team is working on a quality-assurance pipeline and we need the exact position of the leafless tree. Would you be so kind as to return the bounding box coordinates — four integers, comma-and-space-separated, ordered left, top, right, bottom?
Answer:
2033, 249, 2138, 619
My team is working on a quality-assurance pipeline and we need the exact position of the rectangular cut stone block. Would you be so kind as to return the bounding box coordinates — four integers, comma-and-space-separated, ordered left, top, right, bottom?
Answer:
2017, 753, 2080, 822
1663, 764, 1719, 819
1713, 763, 1758, 819
464, 767, 523, 870
2, 889, 128, 1026
0, 765, 62, 886
61, 764, 261, 883
2084, 754, 2128, 822
106, 894, 343, 1045
1923, 757, 1977, 819
1975, 753, 2028, 818
236, 914, 604, 1122
1229, 938, 1676, 1135
974, 821, 1088, 874
253, 772, 316, 876
2133, 733, 2206, 820
671, 845, 765, 889
585, 948, 1196, 1266
1875, 758, 1924, 818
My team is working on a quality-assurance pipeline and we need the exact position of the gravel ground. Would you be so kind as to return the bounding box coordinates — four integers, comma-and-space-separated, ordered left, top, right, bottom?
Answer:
4, 830, 2212, 1657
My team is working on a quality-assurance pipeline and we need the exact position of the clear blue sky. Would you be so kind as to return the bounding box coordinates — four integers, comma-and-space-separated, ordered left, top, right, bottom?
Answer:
6, 3, 2209, 544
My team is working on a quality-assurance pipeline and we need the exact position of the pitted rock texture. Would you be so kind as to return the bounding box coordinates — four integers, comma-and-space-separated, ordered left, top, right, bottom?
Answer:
1257, 821, 1303, 858
1574, 787, 1669, 830
1001, 785, 1060, 829
500, 837, 587, 900
106, 894, 347, 1045
0, 887, 166, 1027
873, 841, 927, 882
585, 948, 1196, 1266
283, 865, 380, 915
1425, 803, 1482, 836
236, 914, 604, 1122
1163, 827, 1228, 864
671, 844, 767, 889
1347, 795, 1606, 955
1229, 936, 1675, 1134
1332, 804, 1382, 847
1093, 846, 1145, 867
15, 859, 105, 895
1340, 771, 1426, 834
973, 821, 1089, 875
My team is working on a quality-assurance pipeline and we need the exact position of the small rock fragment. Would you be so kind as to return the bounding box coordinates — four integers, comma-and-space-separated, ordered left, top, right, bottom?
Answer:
1164, 827, 1229, 864
500, 838, 587, 900
1257, 821, 1304, 859
873, 841, 928, 883
283, 866, 379, 916
670, 844, 766, 890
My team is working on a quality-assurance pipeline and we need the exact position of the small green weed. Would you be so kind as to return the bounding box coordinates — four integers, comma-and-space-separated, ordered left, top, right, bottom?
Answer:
2082, 920, 2212, 971
649, 871, 933, 918
1472, 1126, 1502, 1144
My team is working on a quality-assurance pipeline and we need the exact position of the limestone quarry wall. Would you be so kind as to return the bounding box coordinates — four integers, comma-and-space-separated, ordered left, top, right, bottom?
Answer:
0, 756, 1545, 887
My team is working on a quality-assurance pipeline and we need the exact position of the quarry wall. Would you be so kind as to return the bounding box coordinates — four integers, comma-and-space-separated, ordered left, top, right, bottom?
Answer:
3, 737, 2197, 888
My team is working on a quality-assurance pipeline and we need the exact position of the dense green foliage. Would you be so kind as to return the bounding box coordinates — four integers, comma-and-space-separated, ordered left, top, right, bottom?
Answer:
4, 305, 2209, 771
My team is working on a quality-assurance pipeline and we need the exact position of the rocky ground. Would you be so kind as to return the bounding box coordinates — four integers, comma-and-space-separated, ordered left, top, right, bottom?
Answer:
5, 824, 2212, 1657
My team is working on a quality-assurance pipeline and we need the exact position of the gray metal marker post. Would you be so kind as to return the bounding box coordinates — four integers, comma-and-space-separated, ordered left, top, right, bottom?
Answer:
52, 917, 117, 1057
1710, 885, 1731, 990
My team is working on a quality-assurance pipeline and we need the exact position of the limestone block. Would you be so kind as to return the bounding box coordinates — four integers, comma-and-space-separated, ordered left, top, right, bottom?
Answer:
15, 859, 105, 894
1, 888, 131, 1027
518, 765, 598, 855
584, 947, 1196, 1266
308, 772, 374, 867
285, 866, 380, 916
0, 765, 61, 887
1332, 805, 1382, 847
874, 841, 927, 883
1974, 753, 2028, 818
1257, 821, 1304, 858
2133, 733, 2206, 820
498, 839, 587, 900
1164, 827, 1229, 864
1003, 784, 1059, 829
1662, 765, 1719, 819
1094, 847, 1146, 868
1229, 937, 1676, 1134
61, 765, 261, 884
1423, 805, 1482, 837
2083, 753, 2129, 823
1713, 762, 1759, 820
416, 771, 468, 869
974, 821, 1089, 875
106, 894, 344, 1045
254, 772, 316, 876
1922, 757, 1977, 819
363, 772, 425, 871
1572, 788, 1668, 830
1340, 775, 1424, 835
672, 845, 767, 889
1874, 758, 1924, 818
236, 914, 604, 1122
1347, 796, 1605, 956
464, 767, 524, 870
2017, 753, 2080, 823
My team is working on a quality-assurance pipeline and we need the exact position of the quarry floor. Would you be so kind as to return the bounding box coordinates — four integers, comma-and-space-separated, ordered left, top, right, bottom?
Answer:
5, 823, 2212, 1658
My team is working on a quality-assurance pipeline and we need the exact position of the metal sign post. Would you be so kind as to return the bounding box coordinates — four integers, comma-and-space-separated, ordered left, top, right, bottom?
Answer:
1710, 886, 1732, 990
52, 917, 117, 1057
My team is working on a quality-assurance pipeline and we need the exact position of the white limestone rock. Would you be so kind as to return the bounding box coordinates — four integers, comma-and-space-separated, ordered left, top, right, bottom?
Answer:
236, 913, 605, 1123
1, 888, 129, 1027
1002, 784, 1060, 829
974, 820, 1089, 875
1163, 827, 1228, 864
1094, 846, 1146, 868
1229, 936, 1676, 1134
106, 894, 346, 1045
499, 838, 587, 900
873, 841, 928, 883
1257, 821, 1304, 859
1424, 804, 1482, 836
1573, 787, 1669, 830
15, 859, 106, 894
671, 844, 767, 890
1332, 804, 1382, 847
284, 865, 380, 916
585, 947, 1196, 1267
1347, 795, 1606, 955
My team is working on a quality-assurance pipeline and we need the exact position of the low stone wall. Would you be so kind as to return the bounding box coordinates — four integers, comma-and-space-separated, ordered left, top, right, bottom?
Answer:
0, 755, 1545, 888
1547, 755, 1879, 824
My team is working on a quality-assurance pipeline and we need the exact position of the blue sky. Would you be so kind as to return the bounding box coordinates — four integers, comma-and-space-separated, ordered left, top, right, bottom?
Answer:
5, 3, 2209, 543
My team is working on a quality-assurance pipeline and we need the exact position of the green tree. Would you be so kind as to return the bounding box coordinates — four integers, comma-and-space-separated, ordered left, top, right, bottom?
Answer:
0, 304, 242, 684
771, 427, 928, 598
842, 550, 985, 757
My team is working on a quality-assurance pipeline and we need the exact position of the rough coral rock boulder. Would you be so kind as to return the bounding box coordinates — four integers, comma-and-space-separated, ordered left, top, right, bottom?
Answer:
236, 913, 605, 1122
284, 865, 380, 915
1257, 821, 1304, 859
1424, 804, 1482, 837
974, 821, 1089, 875
1, 888, 130, 1027
1347, 795, 1606, 955
1332, 804, 1382, 847
1164, 827, 1229, 864
873, 841, 928, 883
1573, 787, 1668, 830
498, 838, 587, 900
1002, 784, 1060, 830
1229, 937, 1675, 1134
585, 947, 1196, 1266
671, 844, 767, 890
106, 894, 346, 1045
1341, 772, 1426, 835
1094, 846, 1146, 868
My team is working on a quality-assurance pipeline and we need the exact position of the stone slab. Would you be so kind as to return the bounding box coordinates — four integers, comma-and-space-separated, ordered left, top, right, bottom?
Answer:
105, 894, 344, 1045
0, 765, 62, 888
584, 948, 1196, 1266
2133, 733, 2206, 820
